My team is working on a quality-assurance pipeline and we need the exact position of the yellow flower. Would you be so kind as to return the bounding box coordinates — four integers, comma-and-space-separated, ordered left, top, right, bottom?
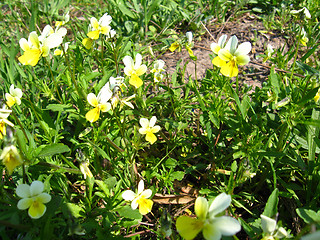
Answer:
185, 31, 195, 57
87, 13, 113, 40
85, 84, 112, 123
0, 145, 23, 174
0, 107, 14, 139
5, 84, 23, 107
123, 53, 147, 88
211, 35, 228, 67
122, 180, 153, 215
16, 181, 51, 219
176, 193, 241, 240
139, 116, 161, 144
82, 38, 94, 49
18, 25, 66, 66
315, 88, 320, 103
79, 160, 93, 179
218, 35, 251, 77
300, 28, 309, 46
169, 41, 181, 52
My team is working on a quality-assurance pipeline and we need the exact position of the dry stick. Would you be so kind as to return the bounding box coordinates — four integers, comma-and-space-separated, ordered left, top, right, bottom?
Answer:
124, 229, 152, 238
250, 61, 305, 78
200, 21, 216, 42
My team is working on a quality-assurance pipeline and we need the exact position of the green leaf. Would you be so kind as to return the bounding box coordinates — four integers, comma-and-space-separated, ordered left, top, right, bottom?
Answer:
37, 143, 70, 157
262, 188, 279, 218
296, 208, 320, 224
64, 203, 84, 218
46, 104, 75, 112
118, 205, 141, 219
169, 171, 184, 181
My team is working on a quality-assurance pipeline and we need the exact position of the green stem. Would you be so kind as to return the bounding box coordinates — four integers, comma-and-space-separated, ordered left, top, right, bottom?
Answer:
44, 58, 63, 103
289, 27, 302, 83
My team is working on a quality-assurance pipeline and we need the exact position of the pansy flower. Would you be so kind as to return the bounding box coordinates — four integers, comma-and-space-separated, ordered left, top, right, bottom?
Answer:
122, 180, 153, 215
139, 116, 161, 144
5, 84, 23, 107
16, 181, 51, 219
123, 53, 147, 89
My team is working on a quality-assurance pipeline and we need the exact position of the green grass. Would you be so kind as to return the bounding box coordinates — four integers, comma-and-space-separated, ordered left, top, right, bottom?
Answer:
0, 0, 320, 239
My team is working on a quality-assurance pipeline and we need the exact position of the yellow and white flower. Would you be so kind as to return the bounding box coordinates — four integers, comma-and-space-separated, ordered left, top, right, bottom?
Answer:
122, 179, 153, 215
185, 31, 194, 57
85, 84, 112, 123
5, 84, 23, 107
263, 44, 274, 63
139, 116, 161, 144
151, 60, 165, 82
123, 53, 147, 89
218, 35, 251, 77
18, 25, 66, 66
0, 145, 23, 174
211, 34, 228, 67
16, 181, 51, 219
176, 193, 241, 240
291, 7, 311, 20
0, 107, 14, 139
80, 160, 93, 179
300, 28, 309, 46
87, 13, 113, 40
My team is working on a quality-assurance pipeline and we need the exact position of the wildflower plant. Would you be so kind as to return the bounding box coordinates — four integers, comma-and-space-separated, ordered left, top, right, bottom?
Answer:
1, 0, 320, 239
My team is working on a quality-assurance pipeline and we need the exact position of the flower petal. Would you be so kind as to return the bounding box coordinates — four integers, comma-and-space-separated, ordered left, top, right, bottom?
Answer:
16, 184, 29, 198
202, 223, 222, 240
30, 181, 44, 196
100, 102, 111, 112
17, 198, 33, 210
140, 189, 152, 199
260, 214, 277, 234
28, 201, 46, 219
208, 193, 231, 218
123, 56, 134, 69
135, 65, 147, 76
122, 190, 136, 201
85, 107, 100, 123
212, 56, 226, 68
19, 38, 30, 51
220, 60, 238, 78
149, 116, 157, 127
36, 193, 51, 204
90, 17, 99, 30
146, 132, 157, 144
210, 43, 220, 55
131, 198, 139, 210
151, 125, 161, 133
137, 180, 144, 194
235, 42, 251, 56
87, 93, 98, 107
129, 75, 143, 88
87, 30, 100, 40
218, 49, 233, 62
138, 198, 153, 215
139, 118, 149, 129
82, 38, 94, 49
134, 53, 142, 69
195, 197, 208, 220
18, 49, 41, 66
176, 216, 204, 240
212, 216, 241, 236
236, 54, 250, 66
224, 35, 238, 54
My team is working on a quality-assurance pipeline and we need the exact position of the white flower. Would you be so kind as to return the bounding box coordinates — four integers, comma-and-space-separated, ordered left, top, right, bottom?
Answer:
261, 214, 288, 239
291, 7, 311, 19
151, 60, 165, 82
16, 181, 51, 219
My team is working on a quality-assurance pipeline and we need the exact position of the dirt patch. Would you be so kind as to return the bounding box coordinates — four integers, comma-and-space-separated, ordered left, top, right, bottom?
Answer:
160, 13, 289, 89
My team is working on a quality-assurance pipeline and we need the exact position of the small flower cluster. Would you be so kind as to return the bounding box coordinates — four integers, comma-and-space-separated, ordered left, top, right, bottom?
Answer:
211, 35, 251, 77
169, 31, 195, 59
